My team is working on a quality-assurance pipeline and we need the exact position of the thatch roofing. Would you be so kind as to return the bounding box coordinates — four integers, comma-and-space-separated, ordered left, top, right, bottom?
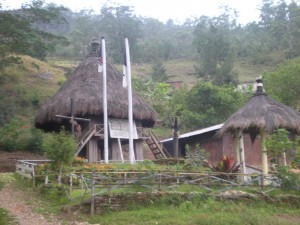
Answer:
35, 56, 157, 131
218, 91, 300, 136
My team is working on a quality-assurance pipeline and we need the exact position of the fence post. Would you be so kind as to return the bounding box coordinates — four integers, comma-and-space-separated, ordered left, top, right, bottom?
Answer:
45, 171, 49, 185
208, 172, 211, 189
91, 171, 95, 216
31, 171, 36, 188
81, 170, 84, 197
69, 173, 73, 193
260, 174, 264, 192
158, 172, 162, 191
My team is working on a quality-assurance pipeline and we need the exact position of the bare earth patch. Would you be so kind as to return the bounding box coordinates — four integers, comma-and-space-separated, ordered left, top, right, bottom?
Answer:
0, 151, 96, 225
0, 150, 46, 172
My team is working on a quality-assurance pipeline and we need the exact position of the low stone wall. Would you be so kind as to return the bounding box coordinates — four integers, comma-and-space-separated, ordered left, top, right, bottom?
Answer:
82, 191, 300, 215
91, 192, 202, 214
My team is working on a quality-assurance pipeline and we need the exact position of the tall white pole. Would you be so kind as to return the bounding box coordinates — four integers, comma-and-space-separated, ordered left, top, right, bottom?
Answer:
102, 37, 109, 164
125, 38, 135, 164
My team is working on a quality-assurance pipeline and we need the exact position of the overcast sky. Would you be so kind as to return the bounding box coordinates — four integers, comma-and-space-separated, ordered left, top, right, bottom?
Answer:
2, 0, 270, 25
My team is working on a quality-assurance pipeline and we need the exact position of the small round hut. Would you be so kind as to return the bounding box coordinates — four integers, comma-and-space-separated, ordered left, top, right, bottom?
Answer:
35, 39, 157, 162
219, 77, 300, 182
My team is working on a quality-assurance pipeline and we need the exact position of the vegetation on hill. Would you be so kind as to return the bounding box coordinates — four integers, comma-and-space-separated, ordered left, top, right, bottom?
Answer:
0, 0, 299, 152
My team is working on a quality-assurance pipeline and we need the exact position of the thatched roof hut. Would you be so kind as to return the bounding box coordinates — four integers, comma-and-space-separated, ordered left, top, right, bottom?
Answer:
218, 77, 300, 181
219, 80, 300, 136
35, 45, 156, 132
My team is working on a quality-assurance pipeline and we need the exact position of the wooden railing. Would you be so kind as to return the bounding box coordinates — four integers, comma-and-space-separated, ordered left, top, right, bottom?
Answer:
149, 130, 172, 158
16, 160, 52, 179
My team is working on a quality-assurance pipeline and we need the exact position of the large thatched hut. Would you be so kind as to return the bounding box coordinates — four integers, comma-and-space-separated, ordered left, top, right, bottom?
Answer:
219, 77, 300, 182
35, 39, 157, 162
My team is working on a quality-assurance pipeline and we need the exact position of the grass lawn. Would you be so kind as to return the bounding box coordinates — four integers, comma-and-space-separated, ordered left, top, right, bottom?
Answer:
88, 198, 300, 225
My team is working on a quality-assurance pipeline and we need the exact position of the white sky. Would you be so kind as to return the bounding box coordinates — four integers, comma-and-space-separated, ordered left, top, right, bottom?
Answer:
2, 0, 269, 25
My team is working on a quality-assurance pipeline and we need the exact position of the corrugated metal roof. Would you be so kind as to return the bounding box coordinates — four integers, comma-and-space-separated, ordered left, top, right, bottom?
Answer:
161, 123, 224, 143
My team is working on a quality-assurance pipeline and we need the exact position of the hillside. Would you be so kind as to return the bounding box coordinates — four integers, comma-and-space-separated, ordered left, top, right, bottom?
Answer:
0, 56, 275, 126
0, 55, 65, 125
50, 58, 273, 86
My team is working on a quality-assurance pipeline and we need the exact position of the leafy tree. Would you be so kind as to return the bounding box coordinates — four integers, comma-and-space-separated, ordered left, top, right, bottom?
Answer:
0, 0, 69, 70
169, 81, 246, 130
151, 59, 168, 82
42, 129, 77, 184
265, 128, 295, 166
98, 4, 142, 63
193, 11, 238, 85
264, 56, 300, 110
0, 118, 26, 151
132, 78, 171, 116
259, 0, 300, 58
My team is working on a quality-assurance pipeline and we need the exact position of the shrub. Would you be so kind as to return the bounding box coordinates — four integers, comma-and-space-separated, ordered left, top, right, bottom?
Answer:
184, 143, 209, 170
42, 129, 77, 184
276, 166, 300, 190
0, 118, 25, 151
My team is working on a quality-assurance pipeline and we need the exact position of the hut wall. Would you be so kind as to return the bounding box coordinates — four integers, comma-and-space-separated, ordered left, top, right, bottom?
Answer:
243, 134, 261, 167
162, 131, 264, 168
111, 139, 122, 161
87, 138, 99, 162
135, 140, 144, 161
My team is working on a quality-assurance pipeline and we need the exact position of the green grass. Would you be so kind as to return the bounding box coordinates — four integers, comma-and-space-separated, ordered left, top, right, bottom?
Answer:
102, 58, 272, 85
0, 208, 16, 225
88, 198, 300, 225
11, 171, 300, 225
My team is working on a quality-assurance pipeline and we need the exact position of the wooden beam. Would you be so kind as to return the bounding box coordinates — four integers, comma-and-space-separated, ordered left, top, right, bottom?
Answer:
55, 115, 91, 122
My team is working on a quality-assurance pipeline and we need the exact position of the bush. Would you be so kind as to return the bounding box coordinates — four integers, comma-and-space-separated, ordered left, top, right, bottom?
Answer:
42, 129, 77, 184
184, 143, 209, 170
276, 166, 300, 190
0, 118, 25, 151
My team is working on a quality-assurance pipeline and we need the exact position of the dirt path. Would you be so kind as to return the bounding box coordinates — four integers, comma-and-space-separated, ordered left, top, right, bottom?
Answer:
0, 182, 62, 225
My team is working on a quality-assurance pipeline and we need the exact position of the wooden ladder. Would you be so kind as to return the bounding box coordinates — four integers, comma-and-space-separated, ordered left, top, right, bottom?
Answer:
75, 125, 96, 156
145, 130, 172, 159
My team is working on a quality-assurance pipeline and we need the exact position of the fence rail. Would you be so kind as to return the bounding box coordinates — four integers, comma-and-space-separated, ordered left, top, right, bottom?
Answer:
15, 167, 299, 215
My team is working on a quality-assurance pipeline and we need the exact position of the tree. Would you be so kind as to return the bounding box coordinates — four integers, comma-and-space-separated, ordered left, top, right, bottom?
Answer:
264, 56, 300, 110
42, 129, 77, 184
259, 0, 300, 58
265, 128, 295, 166
193, 10, 238, 85
98, 4, 142, 63
132, 78, 171, 116
151, 59, 168, 82
169, 81, 246, 130
0, 0, 69, 70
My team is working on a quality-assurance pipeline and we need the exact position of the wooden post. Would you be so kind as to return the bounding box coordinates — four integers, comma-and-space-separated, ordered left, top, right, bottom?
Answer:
81, 170, 84, 197
238, 129, 246, 183
31, 171, 36, 188
173, 117, 179, 160
118, 138, 124, 163
158, 172, 162, 191
71, 97, 75, 135
282, 152, 287, 166
69, 173, 73, 193
45, 171, 49, 185
260, 129, 268, 186
91, 171, 95, 216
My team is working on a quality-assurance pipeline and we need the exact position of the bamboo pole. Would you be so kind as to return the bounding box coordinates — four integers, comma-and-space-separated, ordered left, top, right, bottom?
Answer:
260, 129, 268, 186
238, 130, 246, 182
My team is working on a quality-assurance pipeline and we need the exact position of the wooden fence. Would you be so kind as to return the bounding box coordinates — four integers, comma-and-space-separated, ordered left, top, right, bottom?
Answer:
15, 161, 299, 215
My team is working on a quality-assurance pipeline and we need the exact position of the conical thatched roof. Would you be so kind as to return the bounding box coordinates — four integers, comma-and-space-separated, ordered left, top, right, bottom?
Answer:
35, 56, 156, 131
219, 83, 300, 136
